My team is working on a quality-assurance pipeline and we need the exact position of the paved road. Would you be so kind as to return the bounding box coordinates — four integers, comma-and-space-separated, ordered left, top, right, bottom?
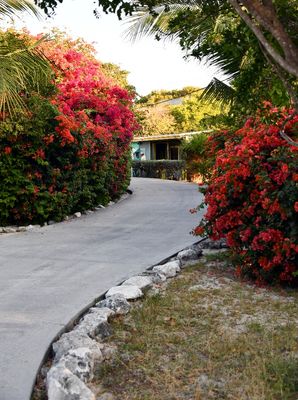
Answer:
0, 178, 203, 400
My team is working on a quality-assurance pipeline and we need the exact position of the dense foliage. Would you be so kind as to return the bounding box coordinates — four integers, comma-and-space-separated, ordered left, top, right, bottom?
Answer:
0, 31, 138, 225
180, 133, 210, 181
136, 87, 224, 136
161, 1, 298, 118
34, 1, 298, 121
194, 105, 298, 285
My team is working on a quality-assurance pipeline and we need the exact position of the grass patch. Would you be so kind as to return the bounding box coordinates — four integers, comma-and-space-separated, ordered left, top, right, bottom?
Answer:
94, 255, 298, 400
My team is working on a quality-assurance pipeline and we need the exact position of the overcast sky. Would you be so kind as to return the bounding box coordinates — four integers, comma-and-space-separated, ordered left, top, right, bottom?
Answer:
15, 0, 224, 95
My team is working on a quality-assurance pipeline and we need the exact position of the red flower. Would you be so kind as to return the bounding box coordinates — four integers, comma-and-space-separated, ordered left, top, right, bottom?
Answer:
194, 226, 204, 235
4, 146, 12, 155
193, 107, 298, 284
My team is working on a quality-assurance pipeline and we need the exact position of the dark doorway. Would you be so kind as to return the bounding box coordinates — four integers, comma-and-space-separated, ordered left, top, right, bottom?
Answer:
170, 146, 179, 160
156, 142, 167, 159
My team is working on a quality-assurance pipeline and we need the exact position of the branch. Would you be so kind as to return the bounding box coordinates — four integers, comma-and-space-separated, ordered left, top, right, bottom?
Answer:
259, 44, 298, 112
280, 112, 298, 147
228, 0, 298, 78
241, 0, 298, 62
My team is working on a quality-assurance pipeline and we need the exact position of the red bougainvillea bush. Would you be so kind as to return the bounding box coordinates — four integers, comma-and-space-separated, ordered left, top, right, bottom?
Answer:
195, 104, 298, 285
0, 31, 138, 225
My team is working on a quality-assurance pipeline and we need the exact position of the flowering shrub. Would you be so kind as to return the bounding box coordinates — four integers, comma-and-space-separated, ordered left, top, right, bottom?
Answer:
0, 31, 138, 225
195, 104, 298, 285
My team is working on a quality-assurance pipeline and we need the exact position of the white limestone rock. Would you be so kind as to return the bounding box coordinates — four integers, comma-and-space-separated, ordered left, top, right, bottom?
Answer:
139, 270, 167, 284
57, 347, 94, 382
122, 276, 152, 291
198, 238, 228, 250
2, 227, 17, 233
25, 224, 41, 231
75, 308, 114, 340
74, 212, 82, 218
47, 364, 96, 400
96, 294, 131, 315
153, 260, 181, 278
16, 226, 27, 232
177, 248, 200, 265
53, 331, 104, 363
105, 285, 143, 300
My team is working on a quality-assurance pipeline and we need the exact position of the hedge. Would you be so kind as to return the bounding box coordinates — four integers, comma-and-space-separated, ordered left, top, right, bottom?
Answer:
0, 31, 138, 226
132, 160, 186, 180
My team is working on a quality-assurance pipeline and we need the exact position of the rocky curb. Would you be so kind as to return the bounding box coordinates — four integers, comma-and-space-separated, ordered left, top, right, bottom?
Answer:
37, 238, 227, 400
0, 191, 132, 235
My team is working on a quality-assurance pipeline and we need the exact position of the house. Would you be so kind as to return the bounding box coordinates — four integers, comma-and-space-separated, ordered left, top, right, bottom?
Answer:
132, 131, 208, 161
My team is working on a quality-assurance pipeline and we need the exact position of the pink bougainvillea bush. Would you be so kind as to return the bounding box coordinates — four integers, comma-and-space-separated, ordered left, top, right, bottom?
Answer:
194, 104, 298, 285
0, 31, 138, 225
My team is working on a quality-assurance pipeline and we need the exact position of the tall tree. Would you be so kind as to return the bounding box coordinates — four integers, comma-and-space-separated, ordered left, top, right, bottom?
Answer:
124, 1, 297, 112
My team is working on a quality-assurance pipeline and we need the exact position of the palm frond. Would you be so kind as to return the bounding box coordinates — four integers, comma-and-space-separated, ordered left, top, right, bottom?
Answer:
0, 35, 52, 116
0, 0, 41, 19
200, 77, 235, 106
124, 0, 239, 105
203, 51, 240, 77
124, 2, 201, 42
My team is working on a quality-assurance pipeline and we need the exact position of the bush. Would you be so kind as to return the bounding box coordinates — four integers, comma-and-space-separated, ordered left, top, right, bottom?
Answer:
180, 133, 210, 181
194, 104, 298, 285
132, 160, 186, 180
0, 31, 138, 225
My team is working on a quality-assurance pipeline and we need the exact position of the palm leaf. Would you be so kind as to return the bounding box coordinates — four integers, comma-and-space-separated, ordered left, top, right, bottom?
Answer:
200, 77, 235, 106
0, 1, 51, 116
0, 35, 52, 116
0, 0, 41, 19
124, 0, 238, 108
124, 1, 202, 42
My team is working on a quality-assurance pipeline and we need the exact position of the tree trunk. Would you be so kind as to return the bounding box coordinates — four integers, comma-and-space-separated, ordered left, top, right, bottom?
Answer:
228, 0, 298, 78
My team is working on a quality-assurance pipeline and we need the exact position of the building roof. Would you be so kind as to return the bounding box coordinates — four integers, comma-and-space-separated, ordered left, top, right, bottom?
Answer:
132, 131, 210, 143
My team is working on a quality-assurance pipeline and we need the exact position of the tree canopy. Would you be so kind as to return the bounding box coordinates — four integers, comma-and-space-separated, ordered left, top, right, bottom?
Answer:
135, 87, 225, 136
34, 0, 298, 128
34, 1, 298, 79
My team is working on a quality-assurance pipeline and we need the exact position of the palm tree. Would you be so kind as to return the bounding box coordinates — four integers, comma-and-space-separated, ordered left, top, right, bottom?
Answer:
124, 0, 298, 110
0, 0, 52, 116
124, 1, 236, 107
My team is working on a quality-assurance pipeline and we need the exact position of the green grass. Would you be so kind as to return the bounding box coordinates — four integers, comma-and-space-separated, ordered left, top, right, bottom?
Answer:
93, 257, 298, 400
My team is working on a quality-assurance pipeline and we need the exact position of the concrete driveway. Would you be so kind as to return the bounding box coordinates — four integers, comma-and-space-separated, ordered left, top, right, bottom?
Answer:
0, 178, 204, 400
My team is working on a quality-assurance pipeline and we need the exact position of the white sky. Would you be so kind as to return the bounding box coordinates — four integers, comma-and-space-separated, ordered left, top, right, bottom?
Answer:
14, 0, 223, 95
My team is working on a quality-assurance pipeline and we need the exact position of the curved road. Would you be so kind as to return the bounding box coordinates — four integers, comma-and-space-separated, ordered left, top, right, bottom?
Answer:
0, 178, 204, 400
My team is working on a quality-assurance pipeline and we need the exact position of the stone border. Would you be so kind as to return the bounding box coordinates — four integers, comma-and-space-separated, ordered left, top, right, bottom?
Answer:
35, 238, 227, 400
0, 191, 132, 235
